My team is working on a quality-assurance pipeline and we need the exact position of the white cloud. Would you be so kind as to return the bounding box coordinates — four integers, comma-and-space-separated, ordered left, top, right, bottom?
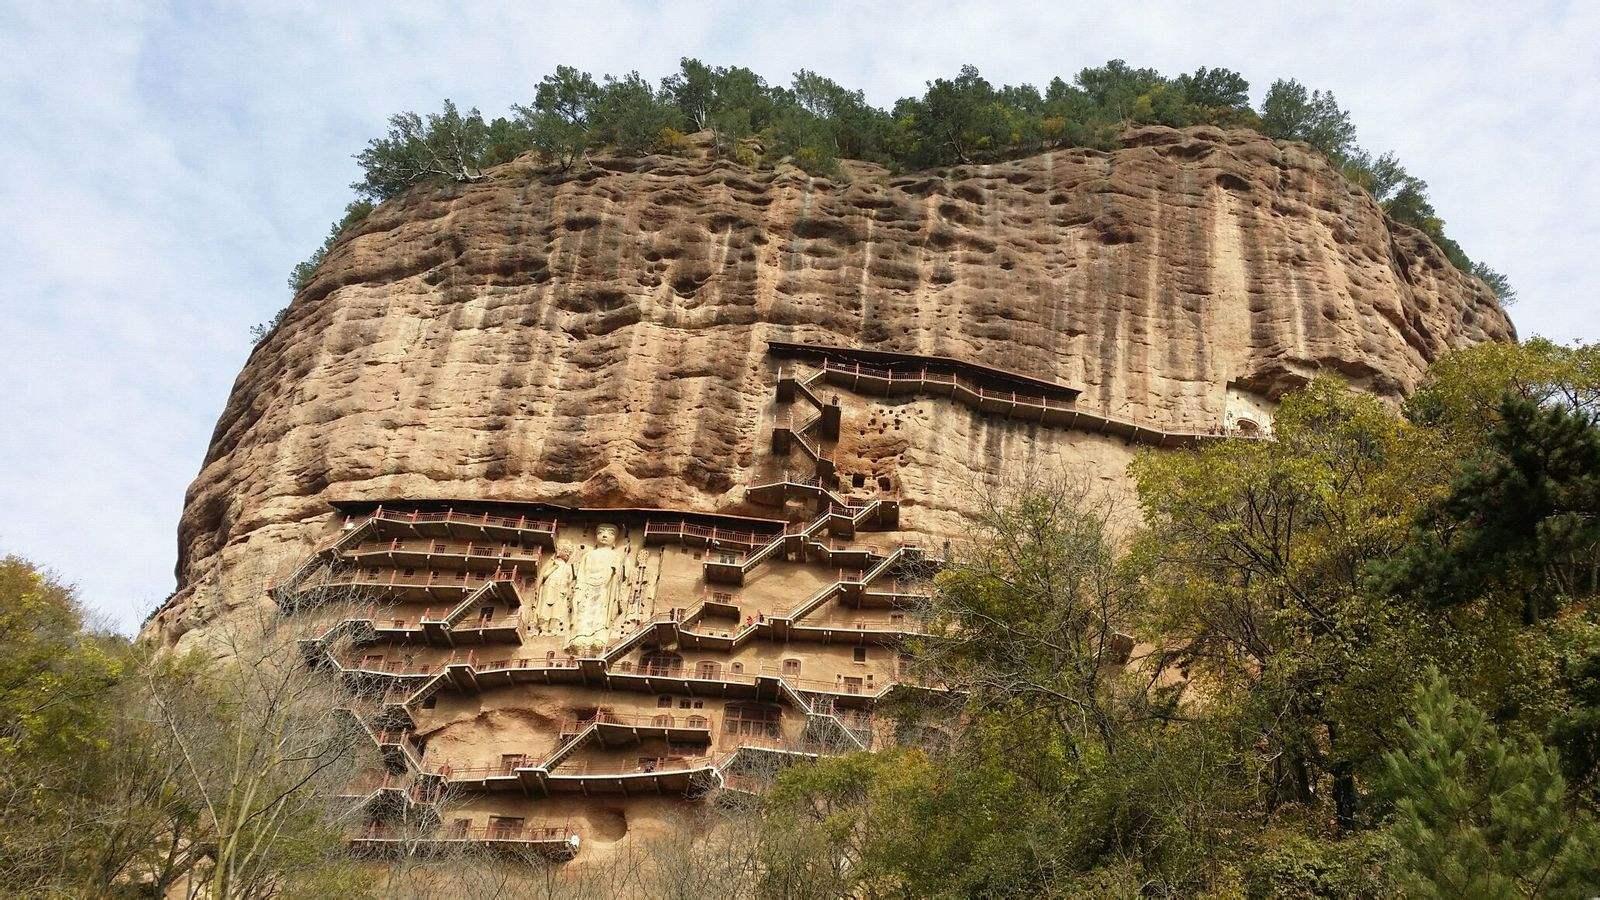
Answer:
1, 0, 1595, 630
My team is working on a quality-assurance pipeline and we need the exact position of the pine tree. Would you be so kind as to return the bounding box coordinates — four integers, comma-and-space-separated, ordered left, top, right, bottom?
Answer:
1379, 670, 1600, 898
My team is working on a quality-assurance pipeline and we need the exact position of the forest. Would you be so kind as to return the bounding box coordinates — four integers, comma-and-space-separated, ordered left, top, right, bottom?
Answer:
4, 338, 1598, 897
257, 58, 1512, 344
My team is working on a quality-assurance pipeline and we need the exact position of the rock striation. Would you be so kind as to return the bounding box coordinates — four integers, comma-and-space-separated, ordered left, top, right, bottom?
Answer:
156, 125, 1510, 641
144, 124, 1512, 860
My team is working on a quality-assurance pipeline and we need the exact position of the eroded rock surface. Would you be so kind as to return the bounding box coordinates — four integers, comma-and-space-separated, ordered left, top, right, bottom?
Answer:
150, 125, 1512, 644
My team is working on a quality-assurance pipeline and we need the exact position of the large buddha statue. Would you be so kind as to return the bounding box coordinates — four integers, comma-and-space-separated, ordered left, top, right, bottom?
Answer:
565, 524, 627, 654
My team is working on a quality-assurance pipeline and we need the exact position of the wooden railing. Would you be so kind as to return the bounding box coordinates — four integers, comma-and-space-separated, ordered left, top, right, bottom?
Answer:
816, 357, 1256, 444
345, 537, 544, 563
353, 821, 575, 843
344, 658, 436, 676
642, 520, 778, 548
557, 711, 714, 736
360, 508, 558, 534
553, 756, 714, 777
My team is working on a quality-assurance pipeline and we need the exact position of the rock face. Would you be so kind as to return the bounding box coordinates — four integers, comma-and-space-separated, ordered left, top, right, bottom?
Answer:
144, 125, 1512, 861
157, 125, 1510, 639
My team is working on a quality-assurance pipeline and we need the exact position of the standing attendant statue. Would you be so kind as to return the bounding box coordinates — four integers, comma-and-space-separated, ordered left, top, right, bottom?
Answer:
531, 548, 574, 636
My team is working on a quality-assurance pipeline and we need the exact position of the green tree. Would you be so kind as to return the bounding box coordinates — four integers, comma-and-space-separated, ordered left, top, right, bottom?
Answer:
1133, 380, 1450, 826
1177, 65, 1251, 111
480, 115, 535, 167
1548, 619, 1600, 794
1074, 59, 1171, 122
0, 556, 121, 761
351, 100, 494, 201
592, 71, 680, 156
659, 59, 780, 156
516, 64, 601, 171
0, 557, 375, 897
896, 64, 1013, 165
766, 104, 840, 175
1379, 670, 1600, 898
758, 482, 1257, 896
1474, 262, 1518, 305
660, 57, 718, 131
1406, 340, 1600, 444
1259, 79, 1358, 160
925, 480, 1166, 758
1383, 395, 1600, 623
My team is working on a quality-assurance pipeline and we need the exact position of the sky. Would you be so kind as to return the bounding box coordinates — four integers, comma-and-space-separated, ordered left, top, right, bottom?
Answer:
1, 1, 1597, 633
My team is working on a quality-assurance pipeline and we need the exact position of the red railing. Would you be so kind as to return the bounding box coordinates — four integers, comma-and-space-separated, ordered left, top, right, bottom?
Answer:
437, 760, 531, 780
861, 580, 932, 599
363, 602, 519, 630
340, 771, 403, 795
821, 358, 1074, 409
375, 728, 421, 746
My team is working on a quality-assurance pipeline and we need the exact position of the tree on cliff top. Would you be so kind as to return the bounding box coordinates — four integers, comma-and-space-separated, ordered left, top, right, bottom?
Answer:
1259, 78, 1358, 160
277, 59, 1510, 345
352, 100, 509, 201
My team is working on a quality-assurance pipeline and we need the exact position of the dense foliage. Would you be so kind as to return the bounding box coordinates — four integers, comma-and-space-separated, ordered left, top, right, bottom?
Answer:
0, 561, 369, 898
262, 58, 1512, 342
756, 340, 1600, 897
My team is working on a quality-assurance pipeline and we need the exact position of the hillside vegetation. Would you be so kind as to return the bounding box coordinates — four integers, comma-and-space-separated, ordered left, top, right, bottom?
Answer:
258, 59, 1512, 343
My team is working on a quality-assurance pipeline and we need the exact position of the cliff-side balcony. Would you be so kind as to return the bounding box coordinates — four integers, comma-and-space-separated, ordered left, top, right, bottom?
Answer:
318, 567, 533, 603
438, 754, 717, 798
850, 580, 933, 609
744, 474, 836, 508
805, 539, 880, 569
348, 604, 518, 648
342, 537, 544, 572
373, 728, 431, 772
545, 756, 718, 796
446, 655, 588, 691
703, 517, 823, 585
787, 616, 928, 644
764, 669, 882, 709
348, 821, 579, 861
775, 368, 837, 424
334, 657, 439, 698
642, 520, 778, 552
808, 356, 1234, 449
344, 687, 419, 732
604, 664, 780, 702
335, 772, 441, 820
356, 508, 559, 546
435, 616, 524, 646
555, 711, 714, 748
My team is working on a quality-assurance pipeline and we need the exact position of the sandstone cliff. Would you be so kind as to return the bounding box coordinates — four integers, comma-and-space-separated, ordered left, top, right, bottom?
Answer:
152, 125, 1513, 643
